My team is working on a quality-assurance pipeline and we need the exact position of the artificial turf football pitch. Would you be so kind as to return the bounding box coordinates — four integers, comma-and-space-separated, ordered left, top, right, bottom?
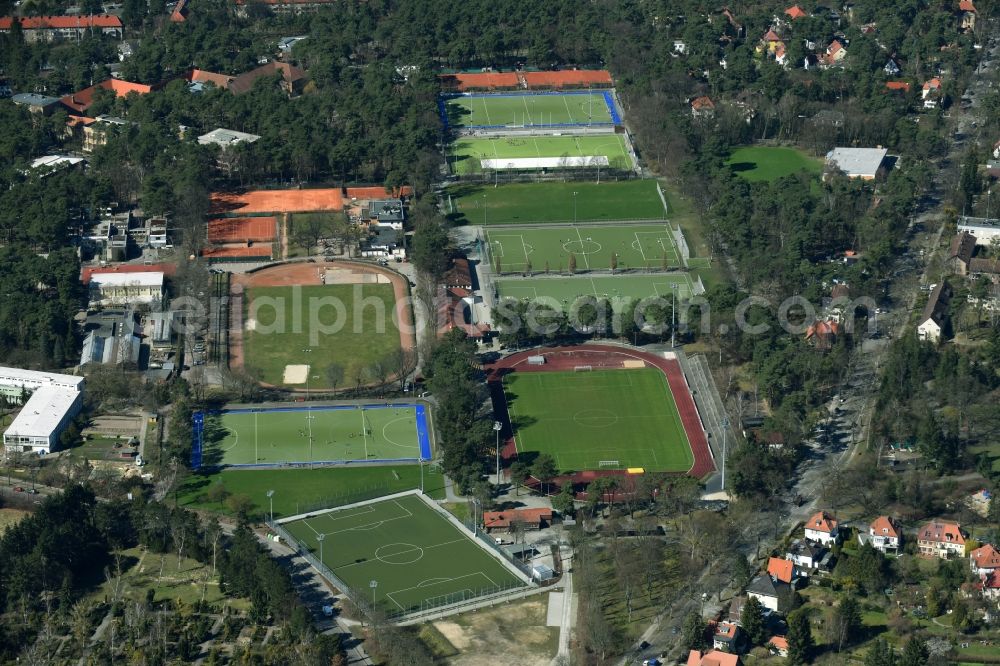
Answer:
442, 91, 616, 129
194, 404, 429, 467
501, 368, 694, 473
281, 493, 526, 616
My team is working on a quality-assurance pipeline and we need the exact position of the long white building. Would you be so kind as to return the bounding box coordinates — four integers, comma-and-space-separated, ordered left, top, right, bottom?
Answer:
0, 367, 84, 455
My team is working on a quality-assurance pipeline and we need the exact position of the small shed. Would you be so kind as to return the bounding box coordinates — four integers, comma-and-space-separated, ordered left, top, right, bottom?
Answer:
531, 564, 554, 581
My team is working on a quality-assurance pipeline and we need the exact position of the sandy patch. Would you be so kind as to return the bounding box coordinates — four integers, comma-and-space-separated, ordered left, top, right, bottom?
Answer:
282, 364, 310, 384
433, 598, 556, 666
246, 318, 257, 332
0, 508, 30, 534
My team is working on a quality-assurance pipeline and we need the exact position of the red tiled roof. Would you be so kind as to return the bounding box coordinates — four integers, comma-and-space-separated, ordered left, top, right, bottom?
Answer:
691, 95, 715, 110
713, 621, 738, 639
972, 544, 1000, 570
482, 508, 552, 529
885, 81, 911, 92
228, 61, 305, 95
687, 650, 739, 666
767, 557, 795, 584
0, 14, 122, 29
763, 29, 783, 42
188, 69, 235, 88
870, 516, 900, 539
769, 635, 789, 651
806, 511, 838, 534
805, 319, 840, 340
828, 40, 844, 55
923, 77, 942, 90
960, 0, 977, 12
61, 79, 154, 114
170, 0, 188, 21
918, 520, 965, 545
81, 263, 176, 284
785, 5, 808, 19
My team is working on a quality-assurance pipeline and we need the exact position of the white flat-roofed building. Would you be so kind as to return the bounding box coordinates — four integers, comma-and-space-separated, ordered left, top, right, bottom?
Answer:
197, 128, 261, 147
824, 147, 889, 180
88, 271, 164, 306
0, 367, 84, 455
958, 218, 1000, 247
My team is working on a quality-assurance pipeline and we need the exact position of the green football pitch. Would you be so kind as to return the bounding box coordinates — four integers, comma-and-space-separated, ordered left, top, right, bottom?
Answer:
242, 284, 401, 387
486, 224, 679, 273
502, 368, 693, 472
281, 493, 526, 616
448, 180, 666, 225
198, 405, 424, 466
444, 92, 614, 128
495, 273, 693, 312
449, 134, 632, 175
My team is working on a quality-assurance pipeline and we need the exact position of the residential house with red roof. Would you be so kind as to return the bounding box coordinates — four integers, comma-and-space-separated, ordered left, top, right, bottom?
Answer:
691, 96, 716, 119
61, 79, 155, 115
971, 544, 1000, 575
0, 15, 122, 42
784, 5, 808, 20
767, 557, 797, 585
860, 516, 902, 555
805, 319, 840, 350
978, 570, 1000, 600
923, 77, 943, 108
170, 0, 189, 22
804, 511, 840, 545
711, 621, 745, 653
885, 81, 911, 93
686, 649, 740, 666
959, 0, 977, 31
768, 636, 789, 657
822, 40, 847, 67
917, 520, 966, 559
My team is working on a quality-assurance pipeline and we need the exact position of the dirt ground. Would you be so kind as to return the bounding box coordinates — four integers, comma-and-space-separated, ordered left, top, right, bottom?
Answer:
0, 508, 30, 534
433, 598, 557, 666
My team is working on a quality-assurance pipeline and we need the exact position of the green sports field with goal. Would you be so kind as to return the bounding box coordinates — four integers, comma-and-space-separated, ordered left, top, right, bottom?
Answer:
486, 224, 679, 273
495, 273, 694, 312
502, 368, 693, 473
280, 493, 526, 617
443, 91, 615, 128
449, 134, 633, 175
195, 404, 428, 467
448, 180, 666, 225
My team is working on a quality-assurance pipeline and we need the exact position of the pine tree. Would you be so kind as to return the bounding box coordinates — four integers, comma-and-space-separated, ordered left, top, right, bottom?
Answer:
786, 609, 814, 665
900, 636, 928, 666
864, 638, 898, 666
680, 611, 705, 651
741, 595, 766, 646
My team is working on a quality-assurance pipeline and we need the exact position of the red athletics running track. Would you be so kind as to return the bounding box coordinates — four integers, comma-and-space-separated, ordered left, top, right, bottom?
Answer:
485, 344, 716, 488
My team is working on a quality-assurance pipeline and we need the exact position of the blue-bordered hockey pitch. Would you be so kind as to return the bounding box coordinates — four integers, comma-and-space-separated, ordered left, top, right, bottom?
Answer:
191, 403, 432, 470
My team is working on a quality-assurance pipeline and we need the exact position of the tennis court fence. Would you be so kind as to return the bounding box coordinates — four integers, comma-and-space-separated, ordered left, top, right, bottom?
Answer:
672, 225, 690, 266
692, 275, 706, 296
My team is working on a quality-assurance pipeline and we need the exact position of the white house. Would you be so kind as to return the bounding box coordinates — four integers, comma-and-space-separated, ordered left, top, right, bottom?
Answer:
88, 271, 164, 306
824, 147, 889, 180
917, 283, 950, 343
746, 573, 790, 613
971, 544, 1000, 575
786, 539, 824, 570
860, 516, 902, 555
804, 510, 840, 545
0, 367, 84, 455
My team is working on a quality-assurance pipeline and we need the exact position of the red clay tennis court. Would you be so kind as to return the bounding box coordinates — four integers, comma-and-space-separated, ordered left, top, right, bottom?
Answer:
201, 245, 273, 261
210, 189, 345, 216
522, 70, 612, 89
207, 217, 277, 243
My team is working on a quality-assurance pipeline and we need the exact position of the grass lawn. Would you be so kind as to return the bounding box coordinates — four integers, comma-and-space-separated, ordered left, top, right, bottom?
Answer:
487, 223, 679, 273
242, 284, 401, 387
179, 464, 445, 519
443, 91, 615, 129
65, 436, 133, 462
449, 134, 632, 175
496, 273, 693, 313
726, 146, 822, 182
88, 547, 248, 609
447, 180, 666, 225
195, 404, 428, 467
501, 368, 693, 472
280, 493, 525, 616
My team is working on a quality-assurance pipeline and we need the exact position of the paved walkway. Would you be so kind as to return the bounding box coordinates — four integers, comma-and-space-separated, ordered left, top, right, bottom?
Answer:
551, 550, 575, 665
